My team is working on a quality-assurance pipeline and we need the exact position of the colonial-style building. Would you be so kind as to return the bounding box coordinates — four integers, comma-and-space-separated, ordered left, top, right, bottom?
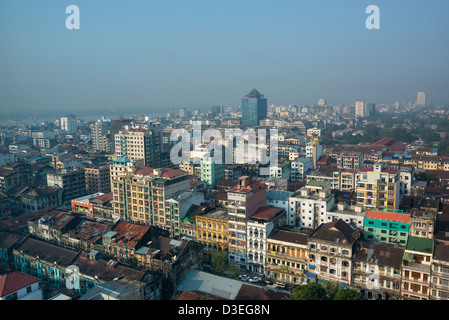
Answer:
307, 219, 360, 287
352, 241, 403, 300
266, 229, 308, 285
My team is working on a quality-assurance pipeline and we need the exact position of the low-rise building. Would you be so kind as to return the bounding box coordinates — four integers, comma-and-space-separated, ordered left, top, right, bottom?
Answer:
0, 271, 42, 300
363, 209, 410, 248
266, 229, 308, 285
307, 219, 360, 287
134, 236, 203, 288
246, 206, 285, 274
401, 236, 434, 300
195, 209, 229, 262
325, 203, 366, 230
352, 241, 404, 300
431, 242, 449, 300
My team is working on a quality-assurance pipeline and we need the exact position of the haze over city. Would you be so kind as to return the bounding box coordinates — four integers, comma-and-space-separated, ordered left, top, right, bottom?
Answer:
1, 0, 449, 122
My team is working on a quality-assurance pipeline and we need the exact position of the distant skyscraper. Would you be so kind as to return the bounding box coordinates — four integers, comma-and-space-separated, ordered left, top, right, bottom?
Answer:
366, 103, 376, 117
241, 89, 267, 127
416, 91, 426, 106
355, 100, 365, 117
318, 98, 327, 106
60, 115, 77, 134
211, 106, 221, 116
179, 108, 189, 118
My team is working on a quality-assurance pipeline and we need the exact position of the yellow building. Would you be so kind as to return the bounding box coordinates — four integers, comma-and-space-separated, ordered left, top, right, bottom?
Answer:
356, 163, 400, 211
266, 229, 309, 285
195, 209, 229, 262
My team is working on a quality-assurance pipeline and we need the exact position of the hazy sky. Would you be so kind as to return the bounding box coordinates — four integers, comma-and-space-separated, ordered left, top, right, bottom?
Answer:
1, 0, 449, 120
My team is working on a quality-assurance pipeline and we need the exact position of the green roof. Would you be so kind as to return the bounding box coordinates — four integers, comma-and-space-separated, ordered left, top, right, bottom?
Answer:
406, 236, 434, 254
307, 180, 328, 187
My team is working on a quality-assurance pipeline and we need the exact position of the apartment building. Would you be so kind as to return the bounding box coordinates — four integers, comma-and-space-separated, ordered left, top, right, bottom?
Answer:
307, 219, 360, 287
246, 206, 285, 274
291, 157, 313, 182
165, 190, 204, 238
195, 209, 229, 262
227, 176, 266, 270
85, 165, 111, 194
431, 242, 449, 300
325, 203, 366, 230
116, 167, 190, 229
409, 209, 436, 239
356, 162, 401, 211
114, 128, 161, 168
363, 209, 411, 248
352, 241, 404, 300
306, 138, 323, 170
401, 236, 434, 300
47, 167, 87, 203
200, 157, 224, 189
266, 190, 293, 225
332, 170, 358, 192
266, 229, 308, 285
335, 152, 364, 170
288, 180, 335, 229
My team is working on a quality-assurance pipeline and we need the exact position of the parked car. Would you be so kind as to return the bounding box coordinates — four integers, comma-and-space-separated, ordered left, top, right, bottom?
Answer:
275, 281, 286, 288
248, 276, 262, 283
239, 274, 250, 281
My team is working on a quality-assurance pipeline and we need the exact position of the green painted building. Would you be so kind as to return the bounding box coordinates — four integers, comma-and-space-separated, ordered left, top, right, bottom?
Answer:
363, 209, 411, 248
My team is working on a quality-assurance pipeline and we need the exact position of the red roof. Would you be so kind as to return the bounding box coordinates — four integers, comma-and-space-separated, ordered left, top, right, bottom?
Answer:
0, 271, 40, 298
134, 166, 186, 179
93, 192, 113, 202
365, 210, 410, 223
250, 206, 282, 221
369, 137, 406, 152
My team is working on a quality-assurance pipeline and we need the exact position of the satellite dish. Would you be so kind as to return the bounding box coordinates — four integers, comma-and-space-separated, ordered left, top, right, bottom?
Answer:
352, 231, 361, 240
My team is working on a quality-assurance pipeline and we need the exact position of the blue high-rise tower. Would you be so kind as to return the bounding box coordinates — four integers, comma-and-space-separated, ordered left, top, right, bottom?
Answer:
241, 89, 267, 127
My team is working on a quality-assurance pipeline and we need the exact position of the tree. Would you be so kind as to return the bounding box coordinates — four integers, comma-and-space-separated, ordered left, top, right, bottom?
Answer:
211, 252, 227, 274
333, 288, 366, 300
291, 282, 327, 300
415, 172, 437, 182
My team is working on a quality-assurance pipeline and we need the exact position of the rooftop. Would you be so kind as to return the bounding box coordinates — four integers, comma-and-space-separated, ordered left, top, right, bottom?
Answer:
245, 88, 264, 99
354, 241, 404, 269
268, 229, 308, 245
406, 236, 434, 254
308, 219, 359, 245
266, 190, 292, 201
0, 271, 40, 298
110, 221, 150, 248
249, 206, 283, 222
72, 252, 146, 282
365, 210, 411, 224
307, 180, 328, 188
14, 237, 79, 267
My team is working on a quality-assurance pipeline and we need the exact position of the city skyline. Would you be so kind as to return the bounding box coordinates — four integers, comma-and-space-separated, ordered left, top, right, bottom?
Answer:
1, 0, 449, 120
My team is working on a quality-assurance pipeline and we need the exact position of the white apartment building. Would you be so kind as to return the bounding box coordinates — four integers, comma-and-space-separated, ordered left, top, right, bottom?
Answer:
246, 206, 285, 274
291, 157, 314, 182
60, 115, 77, 134
289, 180, 335, 229
324, 203, 366, 230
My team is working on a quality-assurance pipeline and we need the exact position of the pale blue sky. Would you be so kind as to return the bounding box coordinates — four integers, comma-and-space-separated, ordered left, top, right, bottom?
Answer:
1, 0, 448, 120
